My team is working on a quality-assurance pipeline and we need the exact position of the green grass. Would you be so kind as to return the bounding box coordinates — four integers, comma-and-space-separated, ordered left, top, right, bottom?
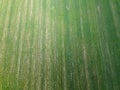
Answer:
0, 0, 120, 90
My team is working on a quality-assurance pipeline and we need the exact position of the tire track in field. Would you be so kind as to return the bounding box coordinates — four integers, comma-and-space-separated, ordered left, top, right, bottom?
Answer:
16, 1, 28, 90
0, 0, 13, 76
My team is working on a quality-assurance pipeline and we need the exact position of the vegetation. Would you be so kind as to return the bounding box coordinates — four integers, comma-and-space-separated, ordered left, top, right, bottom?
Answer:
0, 0, 120, 90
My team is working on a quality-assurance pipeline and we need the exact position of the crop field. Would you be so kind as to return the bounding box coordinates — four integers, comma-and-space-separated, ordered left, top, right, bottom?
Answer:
0, 0, 120, 90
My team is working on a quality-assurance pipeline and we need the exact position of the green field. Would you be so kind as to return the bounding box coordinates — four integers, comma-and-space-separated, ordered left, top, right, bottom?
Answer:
0, 0, 120, 90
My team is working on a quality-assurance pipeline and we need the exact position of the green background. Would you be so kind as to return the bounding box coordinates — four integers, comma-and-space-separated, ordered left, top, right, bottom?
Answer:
0, 0, 120, 90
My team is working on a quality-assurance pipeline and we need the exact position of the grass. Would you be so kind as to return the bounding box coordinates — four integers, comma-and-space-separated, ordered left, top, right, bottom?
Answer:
0, 0, 120, 90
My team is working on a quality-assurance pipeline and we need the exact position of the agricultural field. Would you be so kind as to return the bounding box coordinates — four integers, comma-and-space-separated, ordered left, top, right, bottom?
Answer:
0, 0, 120, 90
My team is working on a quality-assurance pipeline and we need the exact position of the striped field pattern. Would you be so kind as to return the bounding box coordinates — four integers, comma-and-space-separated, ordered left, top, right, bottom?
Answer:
0, 0, 120, 90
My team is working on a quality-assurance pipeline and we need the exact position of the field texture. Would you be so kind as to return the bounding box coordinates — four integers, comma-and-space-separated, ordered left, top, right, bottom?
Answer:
0, 0, 120, 90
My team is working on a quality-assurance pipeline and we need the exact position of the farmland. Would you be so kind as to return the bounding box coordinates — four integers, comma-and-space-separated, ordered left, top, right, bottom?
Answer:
0, 0, 120, 90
